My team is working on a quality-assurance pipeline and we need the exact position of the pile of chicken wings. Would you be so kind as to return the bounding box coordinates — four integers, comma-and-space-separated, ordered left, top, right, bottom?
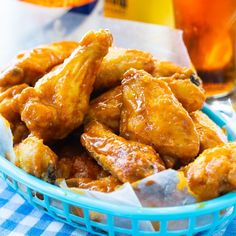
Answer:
0, 29, 235, 202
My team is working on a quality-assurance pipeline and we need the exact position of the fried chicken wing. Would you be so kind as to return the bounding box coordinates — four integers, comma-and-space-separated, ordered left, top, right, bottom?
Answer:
120, 69, 200, 162
15, 29, 112, 141
183, 142, 236, 201
160, 76, 205, 112
14, 136, 57, 182
57, 155, 108, 180
0, 41, 79, 88
152, 61, 205, 112
190, 111, 227, 152
94, 47, 154, 92
0, 84, 28, 122
85, 86, 122, 132
152, 60, 187, 78
0, 84, 30, 143
87, 74, 204, 134
67, 176, 121, 193
54, 139, 109, 179
81, 121, 165, 183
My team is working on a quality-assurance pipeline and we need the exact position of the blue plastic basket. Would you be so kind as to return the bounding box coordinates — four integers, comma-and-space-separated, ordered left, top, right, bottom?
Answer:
0, 104, 236, 235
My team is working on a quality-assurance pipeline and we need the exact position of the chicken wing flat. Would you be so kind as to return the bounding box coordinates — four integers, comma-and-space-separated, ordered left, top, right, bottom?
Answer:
81, 121, 165, 183
67, 176, 121, 193
0, 41, 79, 88
152, 60, 205, 112
190, 111, 227, 152
15, 29, 112, 141
94, 47, 154, 92
183, 142, 236, 201
120, 69, 200, 162
14, 136, 57, 182
85, 86, 122, 132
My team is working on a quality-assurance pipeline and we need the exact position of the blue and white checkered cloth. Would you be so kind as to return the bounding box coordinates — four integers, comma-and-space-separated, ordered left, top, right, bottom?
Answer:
0, 179, 87, 236
0, 178, 236, 235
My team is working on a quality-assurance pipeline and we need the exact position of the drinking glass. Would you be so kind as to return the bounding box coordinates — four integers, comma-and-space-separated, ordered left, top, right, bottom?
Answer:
174, 0, 236, 97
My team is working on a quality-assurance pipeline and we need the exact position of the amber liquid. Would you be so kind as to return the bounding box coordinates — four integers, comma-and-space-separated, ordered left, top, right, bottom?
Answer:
174, 0, 236, 97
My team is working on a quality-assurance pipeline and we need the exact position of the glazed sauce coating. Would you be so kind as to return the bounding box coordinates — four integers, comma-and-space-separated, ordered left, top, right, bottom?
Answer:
120, 68, 200, 162
85, 86, 122, 132
184, 142, 236, 201
67, 176, 121, 193
81, 121, 165, 183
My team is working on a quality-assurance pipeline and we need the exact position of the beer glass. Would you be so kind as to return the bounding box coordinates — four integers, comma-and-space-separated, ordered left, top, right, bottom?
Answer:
173, 0, 236, 97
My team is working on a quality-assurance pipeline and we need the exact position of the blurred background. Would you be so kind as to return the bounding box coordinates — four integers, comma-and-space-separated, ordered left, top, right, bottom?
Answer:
0, 0, 236, 110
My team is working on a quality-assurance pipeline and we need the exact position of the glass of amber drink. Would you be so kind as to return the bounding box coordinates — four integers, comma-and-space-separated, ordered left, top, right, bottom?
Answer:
173, 0, 236, 97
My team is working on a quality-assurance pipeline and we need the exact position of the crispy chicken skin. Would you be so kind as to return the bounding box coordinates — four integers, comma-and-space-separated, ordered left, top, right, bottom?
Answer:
14, 136, 58, 182
190, 111, 227, 152
183, 142, 236, 201
120, 69, 200, 162
94, 47, 154, 92
85, 86, 122, 132
81, 121, 165, 183
15, 30, 112, 141
67, 176, 121, 193
0, 41, 79, 88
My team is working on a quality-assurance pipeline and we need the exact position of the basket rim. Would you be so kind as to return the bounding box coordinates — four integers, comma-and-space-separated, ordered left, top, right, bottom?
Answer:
1, 154, 236, 218
1, 103, 236, 218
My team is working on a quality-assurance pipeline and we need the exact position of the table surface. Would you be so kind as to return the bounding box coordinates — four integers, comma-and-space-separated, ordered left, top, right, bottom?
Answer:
0, 1, 235, 235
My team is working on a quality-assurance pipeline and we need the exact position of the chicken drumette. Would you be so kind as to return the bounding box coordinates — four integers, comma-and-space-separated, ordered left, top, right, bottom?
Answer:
14, 136, 57, 183
15, 29, 112, 141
